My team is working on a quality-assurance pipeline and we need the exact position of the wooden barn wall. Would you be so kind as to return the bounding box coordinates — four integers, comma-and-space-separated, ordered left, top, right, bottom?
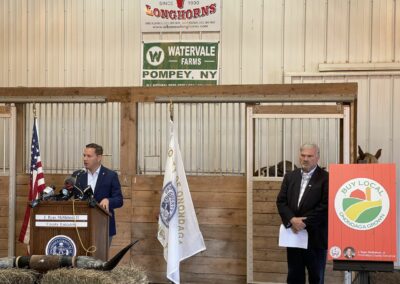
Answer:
11, 173, 246, 283
132, 175, 247, 283
0, 176, 8, 256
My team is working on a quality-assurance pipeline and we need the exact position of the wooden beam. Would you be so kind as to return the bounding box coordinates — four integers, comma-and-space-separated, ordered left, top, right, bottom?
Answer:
0, 83, 357, 103
253, 105, 344, 114
319, 62, 400, 72
120, 102, 137, 175
15, 104, 25, 173
0, 87, 132, 102
137, 83, 358, 103
350, 100, 358, 162
0, 105, 11, 117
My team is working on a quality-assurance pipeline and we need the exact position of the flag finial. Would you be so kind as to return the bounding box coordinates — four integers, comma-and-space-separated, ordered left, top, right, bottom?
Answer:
169, 100, 174, 121
33, 103, 37, 118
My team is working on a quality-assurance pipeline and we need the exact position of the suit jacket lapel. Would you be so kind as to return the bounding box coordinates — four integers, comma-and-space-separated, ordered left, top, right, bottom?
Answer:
94, 166, 106, 198
292, 170, 302, 209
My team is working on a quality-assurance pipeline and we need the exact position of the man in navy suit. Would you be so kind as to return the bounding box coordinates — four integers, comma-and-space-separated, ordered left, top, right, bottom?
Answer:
73, 143, 123, 243
276, 143, 329, 284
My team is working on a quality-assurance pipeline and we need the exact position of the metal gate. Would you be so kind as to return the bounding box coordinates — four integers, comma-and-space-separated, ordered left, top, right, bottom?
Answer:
0, 104, 16, 257
246, 104, 351, 283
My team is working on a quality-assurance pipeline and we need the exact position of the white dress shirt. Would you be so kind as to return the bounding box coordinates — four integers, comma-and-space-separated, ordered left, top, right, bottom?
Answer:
297, 166, 317, 206
87, 165, 101, 194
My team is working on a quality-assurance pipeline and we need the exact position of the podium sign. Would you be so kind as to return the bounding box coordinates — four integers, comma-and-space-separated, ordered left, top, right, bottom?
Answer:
328, 164, 396, 262
30, 201, 110, 261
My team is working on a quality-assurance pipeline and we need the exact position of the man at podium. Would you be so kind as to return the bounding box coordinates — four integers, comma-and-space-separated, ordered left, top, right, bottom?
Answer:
73, 143, 123, 245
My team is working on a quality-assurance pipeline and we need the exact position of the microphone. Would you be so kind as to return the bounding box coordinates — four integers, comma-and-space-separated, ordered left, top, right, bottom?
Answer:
57, 188, 73, 200
71, 169, 86, 199
41, 185, 56, 200
83, 185, 93, 197
30, 198, 41, 208
82, 185, 98, 207
64, 176, 76, 190
64, 171, 83, 199
74, 168, 87, 177
54, 176, 77, 201
72, 185, 84, 200
31, 185, 56, 207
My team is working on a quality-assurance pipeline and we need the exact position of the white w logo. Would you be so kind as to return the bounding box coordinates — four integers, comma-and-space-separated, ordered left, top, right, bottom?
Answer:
146, 46, 165, 66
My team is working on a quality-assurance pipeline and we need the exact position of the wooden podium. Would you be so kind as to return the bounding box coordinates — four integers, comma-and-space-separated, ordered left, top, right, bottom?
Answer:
30, 200, 110, 261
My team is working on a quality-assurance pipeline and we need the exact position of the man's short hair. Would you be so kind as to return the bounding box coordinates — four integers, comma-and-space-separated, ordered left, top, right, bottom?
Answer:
86, 143, 103, 156
300, 143, 320, 157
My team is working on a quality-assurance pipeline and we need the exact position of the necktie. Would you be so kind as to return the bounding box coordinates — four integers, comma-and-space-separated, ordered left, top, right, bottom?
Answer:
298, 172, 311, 206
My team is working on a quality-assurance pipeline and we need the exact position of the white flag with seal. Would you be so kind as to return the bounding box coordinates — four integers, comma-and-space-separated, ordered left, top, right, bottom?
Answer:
157, 120, 206, 284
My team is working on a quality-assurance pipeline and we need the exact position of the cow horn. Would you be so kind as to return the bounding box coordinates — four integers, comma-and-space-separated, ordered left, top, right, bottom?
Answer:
0, 240, 139, 272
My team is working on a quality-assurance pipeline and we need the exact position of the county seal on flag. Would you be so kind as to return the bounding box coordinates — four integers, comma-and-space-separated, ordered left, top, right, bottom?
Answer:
160, 181, 178, 228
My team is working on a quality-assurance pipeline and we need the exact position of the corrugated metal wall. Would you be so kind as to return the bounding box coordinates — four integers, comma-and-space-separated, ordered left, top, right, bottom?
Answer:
0, 0, 140, 87
137, 103, 342, 176
0, 107, 10, 174
137, 102, 246, 175
25, 103, 120, 174
253, 116, 341, 174
286, 74, 400, 166
1, 1, 397, 86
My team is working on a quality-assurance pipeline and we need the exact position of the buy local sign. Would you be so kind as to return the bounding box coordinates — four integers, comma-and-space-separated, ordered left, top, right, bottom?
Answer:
142, 42, 219, 86
328, 164, 397, 262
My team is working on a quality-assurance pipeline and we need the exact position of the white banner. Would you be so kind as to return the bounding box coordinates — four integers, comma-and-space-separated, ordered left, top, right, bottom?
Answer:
141, 0, 221, 32
35, 221, 88, 228
157, 119, 206, 284
35, 214, 88, 221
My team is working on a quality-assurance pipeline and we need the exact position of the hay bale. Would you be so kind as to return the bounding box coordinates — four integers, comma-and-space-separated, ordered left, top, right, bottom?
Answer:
111, 265, 149, 284
0, 268, 40, 284
41, 268, 112, 284
41, 264, 148, 284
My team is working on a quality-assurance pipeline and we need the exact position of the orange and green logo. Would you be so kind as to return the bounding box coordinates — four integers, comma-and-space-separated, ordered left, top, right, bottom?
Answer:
334, 178, 389, 230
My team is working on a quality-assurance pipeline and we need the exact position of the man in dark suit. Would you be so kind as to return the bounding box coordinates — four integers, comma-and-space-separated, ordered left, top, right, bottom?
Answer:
74, 143, 123, 242
276, 143, 329, 284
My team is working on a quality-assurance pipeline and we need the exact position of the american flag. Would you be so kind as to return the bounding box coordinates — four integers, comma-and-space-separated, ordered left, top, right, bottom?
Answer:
19, 117, 46, 244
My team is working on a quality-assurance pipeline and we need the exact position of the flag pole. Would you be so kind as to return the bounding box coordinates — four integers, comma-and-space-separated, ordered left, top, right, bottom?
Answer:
169, 99, 173, 122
